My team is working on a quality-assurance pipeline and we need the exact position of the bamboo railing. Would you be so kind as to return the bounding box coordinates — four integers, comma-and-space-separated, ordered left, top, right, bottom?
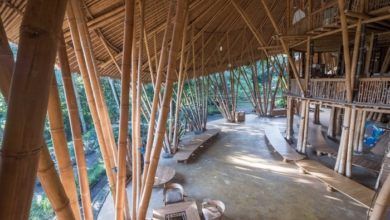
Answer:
289, 78, 304, 97
309, 78, 346, 101
356, 77, 390, 105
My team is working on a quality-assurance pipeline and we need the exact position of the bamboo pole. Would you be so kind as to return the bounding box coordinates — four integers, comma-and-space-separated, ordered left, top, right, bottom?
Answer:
58, 34, 93, 220
346, 106, 357, 177
138, 1, 188, 218
48, 76, 82, 220
0, 0, 68, 218
357, 110, 367, 153
370, 175, 390, 220
115, 0, 135, 219
286, 96, 294, 140
67, 3, 121, 215
0, 17, 75, 220
69, 0, 119, 168
141, 0, 175, 190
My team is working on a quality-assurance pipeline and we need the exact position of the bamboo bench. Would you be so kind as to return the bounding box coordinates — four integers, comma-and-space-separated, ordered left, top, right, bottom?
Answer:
174, 129, 220, 163
295, 159, 375, 209
308, 124, 337, 156
264, 126, 306, 162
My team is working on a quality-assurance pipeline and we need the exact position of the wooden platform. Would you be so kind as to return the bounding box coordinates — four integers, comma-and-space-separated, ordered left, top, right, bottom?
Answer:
308, 124, 337, 156
174, 129, 220, 163
295, 159, 375, 208
264, 125, 306, 162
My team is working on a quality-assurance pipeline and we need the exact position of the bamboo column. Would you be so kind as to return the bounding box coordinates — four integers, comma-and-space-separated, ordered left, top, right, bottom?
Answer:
0, 0, 68, 218
58, 34, 93, 220
138, 1, 188, 218
286, 96, 294, 141
0, 16, 75, 220
115, 0, 135, 219
357, 110, 367, 153
69, 0, 119, 168
370, 175, 390, 220
67, 3, 121, 214
141, 1, 175, 190
47, 76, 82, 220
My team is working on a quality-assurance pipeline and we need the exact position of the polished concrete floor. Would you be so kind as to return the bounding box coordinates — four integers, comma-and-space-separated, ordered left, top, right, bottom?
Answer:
98, 114, 368, 220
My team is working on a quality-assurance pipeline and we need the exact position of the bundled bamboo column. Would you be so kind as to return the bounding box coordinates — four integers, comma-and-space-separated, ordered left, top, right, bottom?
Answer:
0, 17, 75, 219
0, 0, 68, 218
47, 77, 82, 220
297, 100, 309, 153
286, 96, 294, 141
370, 175, 390, 220
115, 0, 135, 219
327, 107, 336, 138
138, 1, 188, 218
58, 34, 93, 220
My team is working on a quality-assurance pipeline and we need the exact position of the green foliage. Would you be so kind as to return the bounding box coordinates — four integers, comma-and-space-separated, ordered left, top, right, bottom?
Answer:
88, 161, 106, 187
29, 195, 54, 220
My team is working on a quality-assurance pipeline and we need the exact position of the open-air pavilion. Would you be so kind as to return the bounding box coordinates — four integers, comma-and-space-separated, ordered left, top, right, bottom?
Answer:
0, 0, 389, 219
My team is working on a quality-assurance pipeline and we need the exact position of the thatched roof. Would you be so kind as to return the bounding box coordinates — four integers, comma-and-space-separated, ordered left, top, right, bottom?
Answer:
0, 0, 286, 81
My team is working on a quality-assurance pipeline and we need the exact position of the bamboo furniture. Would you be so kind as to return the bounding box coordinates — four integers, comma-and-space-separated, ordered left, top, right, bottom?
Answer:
296, 159, 375, 208
264, 126, 306, 162
153, 201, 201, 220
174, 129, 220, 163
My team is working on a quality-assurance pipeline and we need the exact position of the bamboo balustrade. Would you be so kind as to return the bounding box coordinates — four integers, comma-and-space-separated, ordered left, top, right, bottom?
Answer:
309, 78, 347, 101
289, 78, 305, 97
356, 77, 390, 105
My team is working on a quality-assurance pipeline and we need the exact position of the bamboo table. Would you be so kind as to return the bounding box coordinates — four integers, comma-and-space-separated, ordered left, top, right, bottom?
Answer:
152, 201, 201, 220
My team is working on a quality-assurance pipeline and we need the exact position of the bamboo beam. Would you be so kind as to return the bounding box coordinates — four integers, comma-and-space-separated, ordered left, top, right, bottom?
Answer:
115, 0, 135, 219
58, 33, 93, 220
47, 76, 82, 220
0, 0, 68, 218
0, 16, 75, 220
138, 1, 188, 218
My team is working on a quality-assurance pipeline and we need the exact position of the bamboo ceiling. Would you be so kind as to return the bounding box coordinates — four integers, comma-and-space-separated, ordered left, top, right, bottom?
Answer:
0, 0, 286, 81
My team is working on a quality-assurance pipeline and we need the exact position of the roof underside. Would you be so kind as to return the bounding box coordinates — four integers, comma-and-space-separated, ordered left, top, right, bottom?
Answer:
1, 0, 287, 81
